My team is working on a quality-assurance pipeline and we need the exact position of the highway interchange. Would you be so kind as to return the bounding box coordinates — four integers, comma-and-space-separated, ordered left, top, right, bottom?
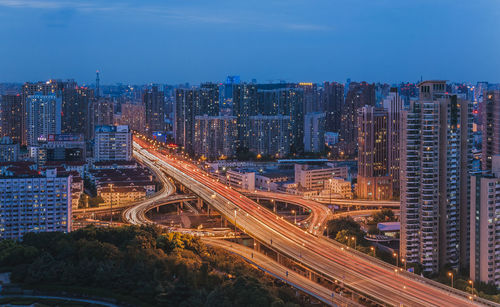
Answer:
128, 136, 493, 307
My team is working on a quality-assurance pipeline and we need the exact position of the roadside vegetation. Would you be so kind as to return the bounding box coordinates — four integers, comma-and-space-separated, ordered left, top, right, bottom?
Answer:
0, 225, 312, 307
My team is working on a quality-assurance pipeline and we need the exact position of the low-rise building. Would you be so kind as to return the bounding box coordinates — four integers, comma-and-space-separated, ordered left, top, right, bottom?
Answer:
320, 177, 353, 199
226, 169, 255, 191
294, 163, 348, 191
100, 186, 147, 206
255, 170, 294, 192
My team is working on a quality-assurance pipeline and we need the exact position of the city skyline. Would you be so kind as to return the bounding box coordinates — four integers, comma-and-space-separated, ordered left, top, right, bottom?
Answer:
0, 0, 499, 84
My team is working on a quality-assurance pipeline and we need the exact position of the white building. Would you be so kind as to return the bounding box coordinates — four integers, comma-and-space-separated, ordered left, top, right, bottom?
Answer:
400, 81, 472, 274
94, 125, 132, 162
303, 112, 326, 152
226, 169, 255, 191
0, 167, 72, 240
470, 155, 500, 288
27, 93, 62, 146
294, 163, 348, 191
320, 177, 353, 199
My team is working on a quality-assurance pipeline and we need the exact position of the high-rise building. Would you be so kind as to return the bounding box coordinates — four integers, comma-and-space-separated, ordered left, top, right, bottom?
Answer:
94, 125, 132, 162
0, 166, 72, 240
199, 83, 220, 116
61, 82, 94, 136
257, 87, 304, 153
232, 83, 258, 149
0, 136, 19, 162
248, 115, 291, 157
481, 90, 500, 171
26, 93, 62, 146
382, 88, 403, 198
356, 106, 391, 200
340, 82, 375, 156
303, 112, 326, 153
323, 82, 344, 132
400, 81, 472, 274
143, 85, 165, 135
22, 81, 64, 145
175, 88, 199, 154
120, 103, 146, 133
0, 94, 23, 144
193, 115, 237, 160
470, 155, 500, 288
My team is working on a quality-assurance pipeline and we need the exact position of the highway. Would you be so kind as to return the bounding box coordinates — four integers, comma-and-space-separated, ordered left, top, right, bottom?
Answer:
121, 146, 177, 224
204, 238, 362, 307
134, 137, 492, 307
244, 190, 334, 234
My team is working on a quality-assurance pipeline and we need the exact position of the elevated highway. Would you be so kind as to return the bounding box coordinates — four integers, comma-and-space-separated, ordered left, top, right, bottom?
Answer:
133, 137, 494, 307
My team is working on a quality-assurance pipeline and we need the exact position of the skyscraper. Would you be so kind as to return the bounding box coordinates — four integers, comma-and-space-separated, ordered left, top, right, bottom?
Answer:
61, 82, 94, 135
143, 85, 165, 135
232, 83, 258, 149
174, 88, 199, 154
26, 93, 62, 146
303, 112, 326, 153
249, 115, 291, 157
356, 106, 391, 200
323, 82, 344, 132
22, 80, 63, 145
0, 94, 23, 144
470, 155, 500, 288
194, 115, 237, 160
400, 81, 472, 274
382, 88, 403, 198
481, 90, 500, 171
340, 82, 375, 156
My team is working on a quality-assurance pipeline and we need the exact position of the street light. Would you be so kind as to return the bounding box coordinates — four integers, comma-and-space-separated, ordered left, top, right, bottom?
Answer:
393, 252, 399, 267
291, 210, 297, 224
109, 183, 114, 226
468, 280, 474, 300
448, 272, 454, 288
401, 258, 406, 271
370, 246, 375, 257
351, 236, 356, 249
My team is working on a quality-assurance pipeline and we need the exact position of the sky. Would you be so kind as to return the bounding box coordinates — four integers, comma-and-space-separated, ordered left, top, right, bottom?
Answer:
0, 0, 499, 85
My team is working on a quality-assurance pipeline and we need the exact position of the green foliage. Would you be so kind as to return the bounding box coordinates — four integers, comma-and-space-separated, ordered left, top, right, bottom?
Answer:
371, 209, 396, 224
326, 216, 364, 243
0, 225, 306, 306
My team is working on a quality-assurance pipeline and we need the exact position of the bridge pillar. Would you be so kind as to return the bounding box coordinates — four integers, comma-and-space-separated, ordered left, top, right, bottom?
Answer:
254, 241, 261, 252
197, 197, 203, 210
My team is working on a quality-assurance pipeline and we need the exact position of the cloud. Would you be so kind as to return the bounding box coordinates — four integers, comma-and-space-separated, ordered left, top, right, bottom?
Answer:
0, 0, 329, 32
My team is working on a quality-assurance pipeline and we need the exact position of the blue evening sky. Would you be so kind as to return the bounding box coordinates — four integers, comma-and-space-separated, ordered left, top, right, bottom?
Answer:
0, 0, 499, 85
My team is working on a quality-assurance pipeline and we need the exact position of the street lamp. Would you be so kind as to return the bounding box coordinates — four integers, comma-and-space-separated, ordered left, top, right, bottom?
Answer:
401, 258, 406, 271
468, 280, 474, 300
448, 272, 454, 288
351, 236, 356, 249
291, 210, 296, 224
234, 209, 238, 235
370, 246, 375, 257
109, 184, 114, 226
393, 252, 399, 267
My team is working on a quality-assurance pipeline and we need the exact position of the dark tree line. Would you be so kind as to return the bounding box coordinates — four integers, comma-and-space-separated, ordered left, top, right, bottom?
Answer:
0, 226, 307, 307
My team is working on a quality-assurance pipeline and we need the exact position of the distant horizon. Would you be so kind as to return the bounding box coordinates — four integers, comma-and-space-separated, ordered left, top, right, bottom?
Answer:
0, 76, 497, 87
